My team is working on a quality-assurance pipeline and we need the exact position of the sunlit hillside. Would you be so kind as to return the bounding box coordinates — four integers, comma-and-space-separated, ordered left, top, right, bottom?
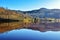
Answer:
0, 7, 33, 33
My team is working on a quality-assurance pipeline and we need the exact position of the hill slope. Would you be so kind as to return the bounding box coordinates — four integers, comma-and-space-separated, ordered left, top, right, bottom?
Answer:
23, 8, 60, 18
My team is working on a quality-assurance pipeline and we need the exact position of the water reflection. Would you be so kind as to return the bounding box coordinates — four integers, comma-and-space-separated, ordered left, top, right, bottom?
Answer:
0, 29, 60, 40
0, 22, 60, 33
0, 22, 60, 40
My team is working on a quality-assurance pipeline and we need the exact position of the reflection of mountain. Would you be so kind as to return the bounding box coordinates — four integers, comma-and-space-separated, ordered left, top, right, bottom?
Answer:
0, 22, 60, 33
27, 23, 60, 32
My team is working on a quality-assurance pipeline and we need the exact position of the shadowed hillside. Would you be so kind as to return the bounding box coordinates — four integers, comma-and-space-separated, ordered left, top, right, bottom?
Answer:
0, 18, 19, 23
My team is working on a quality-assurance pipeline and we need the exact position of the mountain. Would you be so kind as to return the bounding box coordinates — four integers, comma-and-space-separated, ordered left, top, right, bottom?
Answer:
0, 7, 25, 20
1, 7, 60, 19
22, 8, 60, 18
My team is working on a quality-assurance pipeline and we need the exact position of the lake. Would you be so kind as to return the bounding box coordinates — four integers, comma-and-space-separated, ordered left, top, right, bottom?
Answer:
0, 29, 60, 40
0, 22, 60, 40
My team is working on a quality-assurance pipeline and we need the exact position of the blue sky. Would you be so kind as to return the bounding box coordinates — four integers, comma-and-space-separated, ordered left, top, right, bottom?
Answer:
0, 0, 60, 11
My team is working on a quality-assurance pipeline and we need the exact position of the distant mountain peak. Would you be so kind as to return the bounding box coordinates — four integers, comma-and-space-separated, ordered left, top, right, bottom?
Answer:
40, 8, 46, 9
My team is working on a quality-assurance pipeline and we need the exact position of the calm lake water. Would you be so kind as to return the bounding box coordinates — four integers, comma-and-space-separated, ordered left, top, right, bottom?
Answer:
0, 29, 60, 40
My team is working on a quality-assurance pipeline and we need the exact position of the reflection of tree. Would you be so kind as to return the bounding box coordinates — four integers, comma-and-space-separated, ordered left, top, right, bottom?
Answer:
43, 12, 47, 28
